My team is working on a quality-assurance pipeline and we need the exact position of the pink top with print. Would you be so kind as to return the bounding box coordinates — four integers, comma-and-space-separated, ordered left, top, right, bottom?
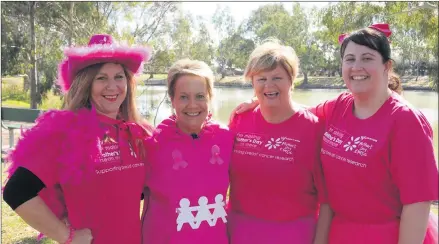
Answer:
314, 92, 438, 224
142, 115, 234, 244
228, 107, 326, 220
24, 113, 148, 244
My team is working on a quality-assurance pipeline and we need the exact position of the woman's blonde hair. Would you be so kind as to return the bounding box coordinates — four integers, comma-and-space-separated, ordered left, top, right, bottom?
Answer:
64, 62, 143, 124
166, 59, 215, 100
244, 39, 300, 85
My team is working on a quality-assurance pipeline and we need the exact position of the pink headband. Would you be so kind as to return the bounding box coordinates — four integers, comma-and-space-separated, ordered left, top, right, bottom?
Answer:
338, 23, 392, 44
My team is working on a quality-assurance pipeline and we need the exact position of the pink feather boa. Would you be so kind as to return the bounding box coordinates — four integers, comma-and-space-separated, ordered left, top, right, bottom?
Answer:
5, 108, 103, 184
4, 108, 103, 220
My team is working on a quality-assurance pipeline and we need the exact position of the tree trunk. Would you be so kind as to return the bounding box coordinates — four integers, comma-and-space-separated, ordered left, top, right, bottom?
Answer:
29, 1, 38, 109
415, 61, 419, 81
220, 66, 226, 79
302, 71, 308, 85
68, 2, 74, 46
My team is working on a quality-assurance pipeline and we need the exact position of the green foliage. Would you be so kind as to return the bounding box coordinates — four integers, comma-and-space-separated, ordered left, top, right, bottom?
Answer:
39, 90, 64, 110
2, 1, 436, 99
1, 2, 119, 107
2, 84, 30, 102
190, 19, 215, 66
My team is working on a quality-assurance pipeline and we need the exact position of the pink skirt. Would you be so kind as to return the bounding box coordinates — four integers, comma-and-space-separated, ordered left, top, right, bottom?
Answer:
329, 212, 438, 244
228, 211, 317, 244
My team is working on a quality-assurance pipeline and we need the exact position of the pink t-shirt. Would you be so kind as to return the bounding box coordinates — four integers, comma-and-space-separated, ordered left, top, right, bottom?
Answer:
314, 92, 438, 243
142, 115, 234, 244
228, 107, 326, 243
22, 113, 148, 244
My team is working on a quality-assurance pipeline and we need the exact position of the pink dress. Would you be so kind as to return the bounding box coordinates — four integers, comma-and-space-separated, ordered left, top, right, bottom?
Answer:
141, 115, 234, 244
6, 109, 151, 244
313, 92, 438, 244
228, 107, 327, 244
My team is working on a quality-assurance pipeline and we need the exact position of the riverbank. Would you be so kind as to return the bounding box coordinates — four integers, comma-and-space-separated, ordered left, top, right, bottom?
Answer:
143, 75, 436, 91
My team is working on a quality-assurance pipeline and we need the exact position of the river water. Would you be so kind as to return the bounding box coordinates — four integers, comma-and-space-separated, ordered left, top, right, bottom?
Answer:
137, 86, 438, 159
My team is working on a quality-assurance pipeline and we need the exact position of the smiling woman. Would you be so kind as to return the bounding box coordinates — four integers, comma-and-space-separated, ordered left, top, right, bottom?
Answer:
340, 25, 402, 97
166, 59, 214, 135
3, 34, 153, 244
90, 63, 129, 119
230, 24, 439, 244
227, 39, 331, 244
141, 58, 234, 244
243, 40, 299, 123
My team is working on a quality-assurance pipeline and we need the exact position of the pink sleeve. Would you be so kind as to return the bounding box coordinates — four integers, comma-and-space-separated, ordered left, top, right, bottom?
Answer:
309, 100, 335, 122
390, 109, 439, 204
309, 92, 351, 121
228, 112, 241, 135
6, 111, 67, 187
312, 120, 328, 204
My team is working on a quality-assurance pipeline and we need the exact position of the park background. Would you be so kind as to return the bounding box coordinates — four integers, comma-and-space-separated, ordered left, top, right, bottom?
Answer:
1, 1, 438, 243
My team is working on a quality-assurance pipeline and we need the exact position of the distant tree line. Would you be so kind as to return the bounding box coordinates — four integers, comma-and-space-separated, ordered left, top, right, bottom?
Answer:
1, 2, 437, 108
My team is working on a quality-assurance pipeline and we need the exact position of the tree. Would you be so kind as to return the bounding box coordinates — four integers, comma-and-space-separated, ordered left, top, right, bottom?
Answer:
112, 2, 178, 44
383, 2, 438, 82
1, 2, 31, 77
244, 3, 321, 84
219, 32, 255, 71
171, 11, 194, 60
29, 2, 37, 109
110, 2, 178, 76
316, 2, 384, 76
190, 17, 215, 66
1, 1, 118, 107
212, 5, 236, 78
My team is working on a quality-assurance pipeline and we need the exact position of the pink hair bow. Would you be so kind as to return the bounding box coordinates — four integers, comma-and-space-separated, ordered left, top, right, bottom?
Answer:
338, 23, 392, 44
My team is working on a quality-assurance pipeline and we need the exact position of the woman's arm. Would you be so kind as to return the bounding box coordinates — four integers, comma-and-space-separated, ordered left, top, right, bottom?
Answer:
398, 201, 431, 244
3, 167, 93, 243
389, 110, 438, 244
15, 197, 73, 243
313, 204, 333, 244
229, 97, 259, 123
16, 199, 93, 243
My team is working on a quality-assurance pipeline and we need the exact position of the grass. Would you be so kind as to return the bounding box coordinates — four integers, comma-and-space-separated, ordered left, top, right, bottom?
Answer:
2, 100, 31, 108
1, 77, 63, 110
39, 91, 64, 110
1, 164, 55, 244
2, 76, 23, 85
1, 94, 63, 110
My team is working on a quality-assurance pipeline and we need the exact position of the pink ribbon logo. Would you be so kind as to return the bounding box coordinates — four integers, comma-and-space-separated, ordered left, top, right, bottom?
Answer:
172, 150, 188, 170
210, 145, 224, 165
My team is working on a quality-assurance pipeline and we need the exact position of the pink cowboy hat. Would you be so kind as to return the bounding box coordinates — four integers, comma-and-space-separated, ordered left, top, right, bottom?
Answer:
57, 34, 152, 93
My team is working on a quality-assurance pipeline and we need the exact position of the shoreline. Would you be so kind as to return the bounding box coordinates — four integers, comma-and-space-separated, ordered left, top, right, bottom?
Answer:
143, 78, 436, 91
